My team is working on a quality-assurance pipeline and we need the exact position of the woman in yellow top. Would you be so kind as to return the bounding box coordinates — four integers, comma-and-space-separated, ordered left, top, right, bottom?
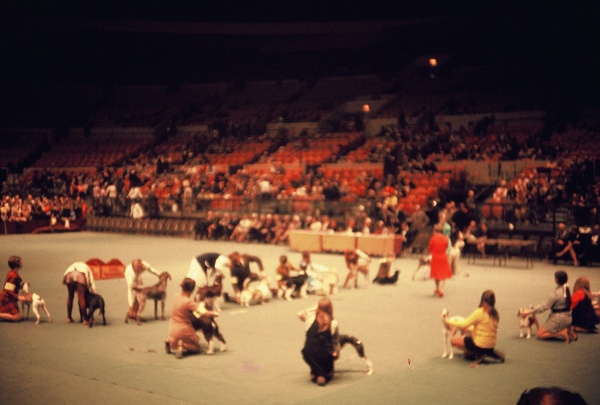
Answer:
444, 290, 505, 367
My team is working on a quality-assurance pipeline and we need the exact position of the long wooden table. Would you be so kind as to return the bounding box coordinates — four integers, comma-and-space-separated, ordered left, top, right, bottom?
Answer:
289, 230, 402, 257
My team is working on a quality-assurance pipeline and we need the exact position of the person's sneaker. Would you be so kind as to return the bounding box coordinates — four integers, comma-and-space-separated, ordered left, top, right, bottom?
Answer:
316, 376, 326, 386
164, 340, 171, 354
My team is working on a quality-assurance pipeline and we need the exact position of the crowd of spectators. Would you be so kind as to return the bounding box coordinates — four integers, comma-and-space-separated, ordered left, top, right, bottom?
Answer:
1, 91, 599, 252
483, 157, 600, 226
0, 193, 85, 229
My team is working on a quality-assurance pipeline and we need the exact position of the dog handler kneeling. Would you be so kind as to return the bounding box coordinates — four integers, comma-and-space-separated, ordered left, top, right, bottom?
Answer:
0, 256, 29, 322
166, 277, 218, 359
444, 289, 505, 367
299, 298, 338, 386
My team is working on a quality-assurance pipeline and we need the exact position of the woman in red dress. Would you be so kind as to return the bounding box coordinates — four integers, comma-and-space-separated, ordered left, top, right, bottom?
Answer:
0, 256, 28, 322
429, 224, 453, 297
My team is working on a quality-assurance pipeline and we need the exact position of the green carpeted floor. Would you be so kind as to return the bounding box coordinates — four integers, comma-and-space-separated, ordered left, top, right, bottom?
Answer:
1, 232, 599, 405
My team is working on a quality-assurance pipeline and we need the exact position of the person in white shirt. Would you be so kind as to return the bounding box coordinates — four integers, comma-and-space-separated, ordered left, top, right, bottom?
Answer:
130, 199, 145, 219
106, 182, 117, 207
299, 251, 338, 295
124, 258, 161, 320
62, 261, 96, 325
309, 217, 323, 232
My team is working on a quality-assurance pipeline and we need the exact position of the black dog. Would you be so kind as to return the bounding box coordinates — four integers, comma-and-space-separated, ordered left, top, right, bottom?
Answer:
335, 334, 373, 375
190, 291, 226, 354
87, 291, 106, 328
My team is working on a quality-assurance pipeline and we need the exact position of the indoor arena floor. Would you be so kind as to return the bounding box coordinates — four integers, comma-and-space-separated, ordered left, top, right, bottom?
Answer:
1, 232, 599, 405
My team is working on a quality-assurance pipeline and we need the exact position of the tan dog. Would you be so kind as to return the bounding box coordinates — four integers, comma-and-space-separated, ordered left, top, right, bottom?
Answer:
518, 307, 539, 338
412, 255, 431, 281
343, 250, 370, 289
126, 271, 171, 325
20, 282, 52, 324
441, 308, 469, 360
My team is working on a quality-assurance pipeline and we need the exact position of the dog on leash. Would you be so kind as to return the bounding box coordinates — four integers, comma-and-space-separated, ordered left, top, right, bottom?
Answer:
20, 282, 52, 324
126, 271, 171, 325
191, 291, 226, 354
87, 291, 106, 328
518, 307, 539, 338
441, 308, 470, 360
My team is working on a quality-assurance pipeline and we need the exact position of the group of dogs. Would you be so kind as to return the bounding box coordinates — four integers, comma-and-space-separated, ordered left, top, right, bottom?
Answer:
18, 271, 225, 352
20, 281, 108, 327
19, 261, 540, 366
20, 281, 107, 327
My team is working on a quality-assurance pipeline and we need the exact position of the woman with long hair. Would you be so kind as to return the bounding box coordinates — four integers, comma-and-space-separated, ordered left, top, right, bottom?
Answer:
299, 297, 338, 386
570, 275, 599, 336
444, 289, 505, 367
526, 270, 573, 342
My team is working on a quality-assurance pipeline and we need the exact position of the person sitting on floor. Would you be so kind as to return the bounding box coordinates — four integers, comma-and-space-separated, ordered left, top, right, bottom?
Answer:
570, 275, 599, 336
551, 223, 579, 266
444, 289, 505, 367
372, 256, 399, 285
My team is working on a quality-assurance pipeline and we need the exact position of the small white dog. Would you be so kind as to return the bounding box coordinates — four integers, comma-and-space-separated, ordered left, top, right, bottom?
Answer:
441, 308, 468, 360
239, 288, 254, 307
240, 276, 274, 307
253, 276, 274, 304
309, 267, 339, 296
21, 282, 52, 324
518, 307, 539, 338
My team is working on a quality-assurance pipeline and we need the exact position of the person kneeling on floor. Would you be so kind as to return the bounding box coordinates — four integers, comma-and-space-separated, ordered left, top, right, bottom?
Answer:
165, 277, 218, 359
